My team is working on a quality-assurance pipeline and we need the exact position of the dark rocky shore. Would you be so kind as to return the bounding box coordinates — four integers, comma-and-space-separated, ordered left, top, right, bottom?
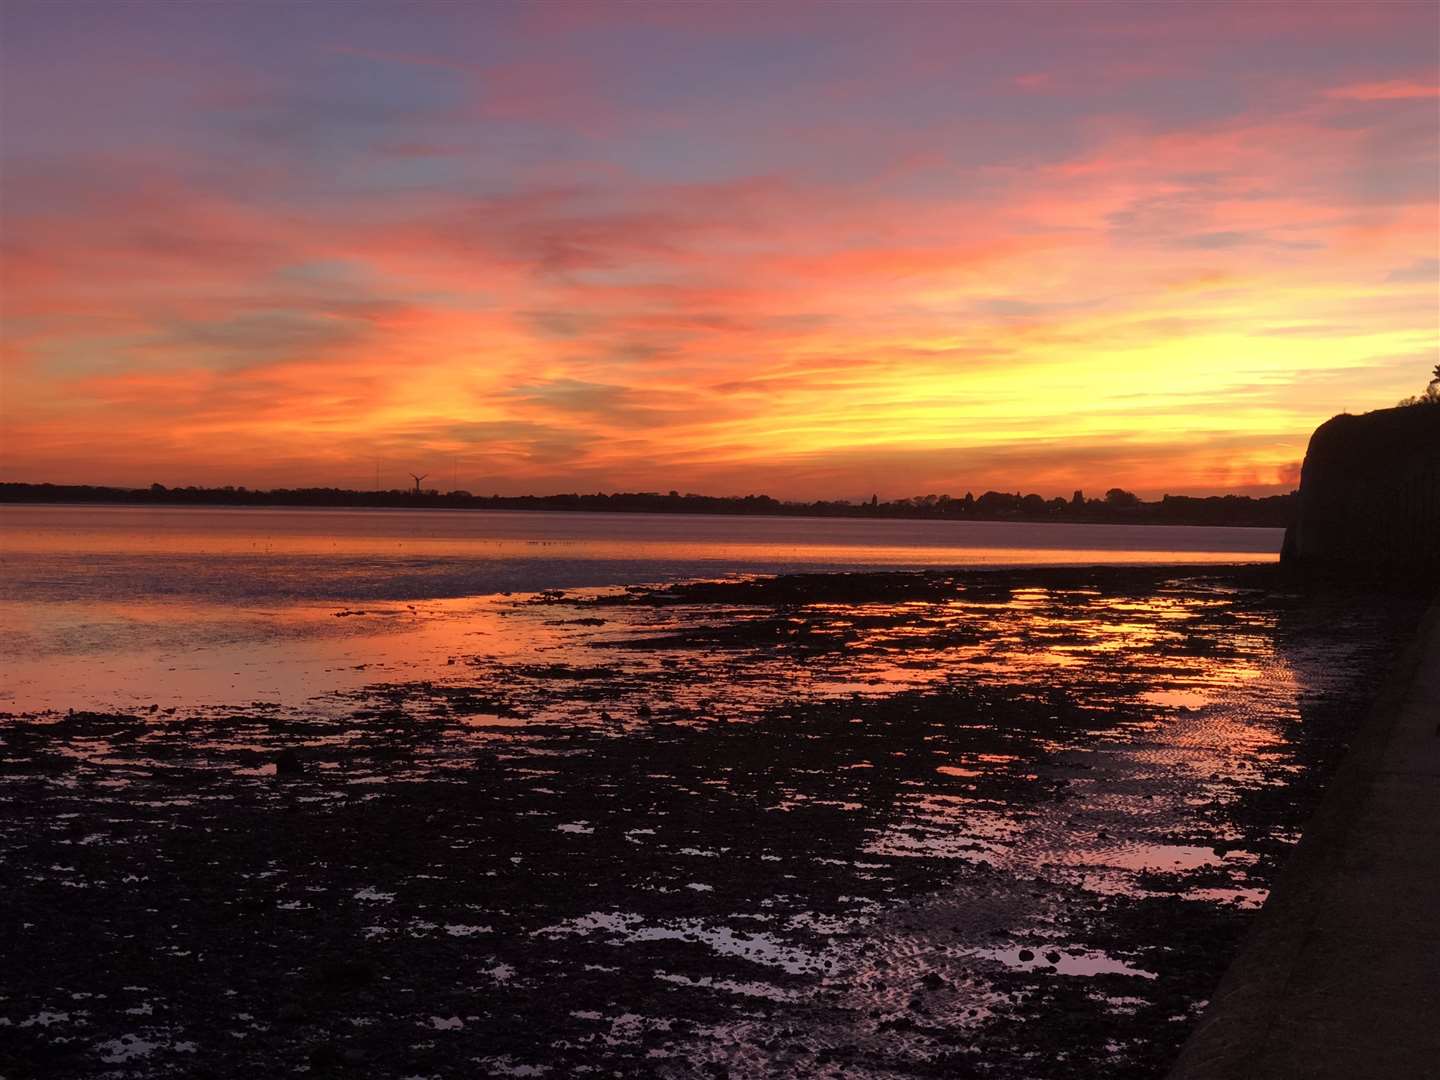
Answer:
0, 565, 1426, 1078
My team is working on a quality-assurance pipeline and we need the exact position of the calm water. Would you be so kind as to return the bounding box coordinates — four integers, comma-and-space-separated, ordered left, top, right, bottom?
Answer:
1, 505, 1280, 712
3, 505, 1280, 601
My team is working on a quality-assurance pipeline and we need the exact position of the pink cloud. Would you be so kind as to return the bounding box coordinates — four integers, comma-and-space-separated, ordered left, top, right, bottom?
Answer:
1012, 72, 1054, 92
1326, 79, 1439, 101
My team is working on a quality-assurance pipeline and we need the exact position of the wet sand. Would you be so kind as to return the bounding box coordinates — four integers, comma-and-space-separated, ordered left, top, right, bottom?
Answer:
0, 566, 1424, 1078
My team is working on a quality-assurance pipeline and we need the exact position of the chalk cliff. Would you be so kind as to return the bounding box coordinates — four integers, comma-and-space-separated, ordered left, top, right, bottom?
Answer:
1282, 405, 1440, 578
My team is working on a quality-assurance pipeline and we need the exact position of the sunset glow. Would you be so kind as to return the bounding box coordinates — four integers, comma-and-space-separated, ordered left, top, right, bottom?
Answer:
2, 1, 1436, 498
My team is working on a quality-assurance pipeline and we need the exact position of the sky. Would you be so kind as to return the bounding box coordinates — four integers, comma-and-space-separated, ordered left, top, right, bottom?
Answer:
1, 1, 1436, 500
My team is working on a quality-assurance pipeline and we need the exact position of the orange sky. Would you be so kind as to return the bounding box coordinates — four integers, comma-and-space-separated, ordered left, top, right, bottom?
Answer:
1, 1, 1436, 499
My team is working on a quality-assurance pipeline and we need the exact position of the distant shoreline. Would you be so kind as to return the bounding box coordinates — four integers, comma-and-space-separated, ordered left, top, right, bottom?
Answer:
0, 498, 1289, 535
0, 482, 1295, 529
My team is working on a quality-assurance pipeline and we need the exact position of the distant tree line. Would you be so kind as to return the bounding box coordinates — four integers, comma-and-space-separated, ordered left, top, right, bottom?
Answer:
0, 482, 1298, 528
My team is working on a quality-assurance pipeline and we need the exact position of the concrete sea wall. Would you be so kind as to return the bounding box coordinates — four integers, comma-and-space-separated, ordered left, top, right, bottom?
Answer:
1166, 598, 1440, 1078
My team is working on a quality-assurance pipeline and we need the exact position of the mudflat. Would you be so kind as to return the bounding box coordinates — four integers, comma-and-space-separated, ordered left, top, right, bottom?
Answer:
0, 566, 1423, 1079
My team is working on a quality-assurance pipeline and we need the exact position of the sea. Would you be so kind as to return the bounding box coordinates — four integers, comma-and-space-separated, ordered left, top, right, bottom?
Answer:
0, 504, 1281, 713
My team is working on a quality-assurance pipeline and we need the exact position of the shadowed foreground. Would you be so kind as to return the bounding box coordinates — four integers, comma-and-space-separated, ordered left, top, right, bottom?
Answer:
0, 568, 1425, 1078
1170, 597, 1440, 1078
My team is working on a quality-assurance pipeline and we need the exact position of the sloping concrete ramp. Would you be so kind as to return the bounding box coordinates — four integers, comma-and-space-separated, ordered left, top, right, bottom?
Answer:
1169, 599, 1440, 1079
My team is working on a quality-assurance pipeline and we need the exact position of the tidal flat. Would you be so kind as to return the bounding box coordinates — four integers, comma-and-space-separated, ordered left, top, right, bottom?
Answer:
0, 565, 1423, 1079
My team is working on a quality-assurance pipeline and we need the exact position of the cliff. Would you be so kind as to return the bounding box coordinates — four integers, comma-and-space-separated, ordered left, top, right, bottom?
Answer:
1282, 405, 1440, 579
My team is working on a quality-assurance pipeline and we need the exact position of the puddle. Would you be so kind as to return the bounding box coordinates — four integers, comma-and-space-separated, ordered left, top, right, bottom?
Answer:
974, 945, 1158, 980
1141, 689, 1213, 710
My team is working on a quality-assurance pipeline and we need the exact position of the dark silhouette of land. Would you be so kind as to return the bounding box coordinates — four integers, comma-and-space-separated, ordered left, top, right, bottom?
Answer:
1282, 403, 1440, 578
0, 482, 1297, 527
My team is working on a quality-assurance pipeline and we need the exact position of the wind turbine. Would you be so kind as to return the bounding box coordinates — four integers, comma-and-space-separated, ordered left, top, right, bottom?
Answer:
410, 473, 427, 495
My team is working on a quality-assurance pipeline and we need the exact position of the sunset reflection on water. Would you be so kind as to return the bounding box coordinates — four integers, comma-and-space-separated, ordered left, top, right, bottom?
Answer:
3, 505, 1281, 715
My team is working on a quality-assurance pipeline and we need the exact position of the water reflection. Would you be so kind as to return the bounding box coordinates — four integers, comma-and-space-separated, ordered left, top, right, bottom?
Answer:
2, 504, 1281, 606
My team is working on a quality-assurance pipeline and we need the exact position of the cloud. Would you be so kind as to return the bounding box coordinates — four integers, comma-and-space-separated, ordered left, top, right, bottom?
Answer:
151, 310, 377, 369
1385, 257, 1440, 283
522, 309, 598, 339
508, 378, 646, 419
1327, 80, 1439, 102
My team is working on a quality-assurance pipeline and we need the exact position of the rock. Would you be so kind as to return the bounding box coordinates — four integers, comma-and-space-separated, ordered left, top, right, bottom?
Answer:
1045, 950, 1062, 964
1018, 949, 1034, 961
308, 1042, 358, 1070
317, 957, 376, 989
239, 892, 276, 914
